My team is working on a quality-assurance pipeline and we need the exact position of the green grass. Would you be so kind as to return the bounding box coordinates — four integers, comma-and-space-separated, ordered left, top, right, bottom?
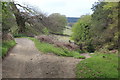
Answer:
63, 26, 72, 35
28, 37, 85, 59
1, 40, 16, 57
76, 53, 118, 78
13, 34, 28, 38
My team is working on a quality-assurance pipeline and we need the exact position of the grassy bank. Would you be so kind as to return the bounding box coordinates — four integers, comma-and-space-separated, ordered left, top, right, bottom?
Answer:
1, 40, 16, 57
76, 53, 118, 78
28, 37, 85, 59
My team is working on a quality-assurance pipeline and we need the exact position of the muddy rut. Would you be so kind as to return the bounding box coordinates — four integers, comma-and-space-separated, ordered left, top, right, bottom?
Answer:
2, 38, 90, 78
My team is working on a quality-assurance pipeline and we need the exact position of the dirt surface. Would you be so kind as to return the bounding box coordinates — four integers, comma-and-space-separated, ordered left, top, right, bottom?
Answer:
2, 38, 90, 78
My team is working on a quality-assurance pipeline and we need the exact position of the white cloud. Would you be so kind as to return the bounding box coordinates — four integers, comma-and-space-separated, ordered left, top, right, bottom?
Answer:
14, 0, 98, 17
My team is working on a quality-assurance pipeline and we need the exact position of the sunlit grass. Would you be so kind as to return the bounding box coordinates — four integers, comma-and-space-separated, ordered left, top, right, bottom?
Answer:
76, 53, 118, 78
63, 26, 72, 35
1, 40, 16, 57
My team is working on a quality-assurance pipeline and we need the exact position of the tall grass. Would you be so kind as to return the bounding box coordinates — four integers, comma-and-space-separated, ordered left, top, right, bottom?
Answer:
28, 37, 85, 59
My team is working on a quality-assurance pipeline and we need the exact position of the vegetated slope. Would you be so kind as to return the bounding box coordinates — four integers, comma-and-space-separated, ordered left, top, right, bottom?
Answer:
2, 38, 89, 78
29, 37, 85, 59
76, 53, 118, 78
2, 40, 16, 57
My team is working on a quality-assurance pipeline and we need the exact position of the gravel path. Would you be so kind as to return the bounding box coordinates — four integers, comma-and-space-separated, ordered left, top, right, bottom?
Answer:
2, 38, 90, 78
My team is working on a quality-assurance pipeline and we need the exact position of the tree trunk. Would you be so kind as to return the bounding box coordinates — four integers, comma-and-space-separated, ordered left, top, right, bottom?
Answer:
10, 2, 26, 34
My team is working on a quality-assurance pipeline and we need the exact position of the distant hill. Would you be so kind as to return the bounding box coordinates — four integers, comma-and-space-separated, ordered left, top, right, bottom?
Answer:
66, 17, 80, 27
67, 17, 79, 23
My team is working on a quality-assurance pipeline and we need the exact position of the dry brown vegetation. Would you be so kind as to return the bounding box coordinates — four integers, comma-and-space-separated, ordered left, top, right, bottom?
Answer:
35, 35, 79, 51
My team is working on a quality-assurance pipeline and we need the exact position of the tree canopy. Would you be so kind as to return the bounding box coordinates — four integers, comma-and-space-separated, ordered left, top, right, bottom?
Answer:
71, 2, 119, 52
48, 13, 67, 34
2, 2, 67, 37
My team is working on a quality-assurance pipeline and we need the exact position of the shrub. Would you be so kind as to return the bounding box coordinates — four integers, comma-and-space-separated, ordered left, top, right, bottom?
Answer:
86, 43, 95, 53
42, 27, 49, 35
13, 34, 27, 38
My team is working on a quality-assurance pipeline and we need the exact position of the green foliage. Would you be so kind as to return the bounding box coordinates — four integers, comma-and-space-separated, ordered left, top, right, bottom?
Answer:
48, 13, 67, 34
72, 15, 91, 42
72, 2, 118, 52
2, 2, 67, 36
71, 15, 95, 52
42, 27, 49, 35
24, 22, 40, 35
28, 37, 85, 59
0, 2, 2, 32
1, 40, 16, 57
86, 43, 95, 53
63, 26, 72, 36
77, 49, 87, 53
76, 53, 118, 78
2, 2, 17, 33
0, 2, 2, 22
91, 2, 118, 50
72, 15, 91, 43
13, 34, 28, 38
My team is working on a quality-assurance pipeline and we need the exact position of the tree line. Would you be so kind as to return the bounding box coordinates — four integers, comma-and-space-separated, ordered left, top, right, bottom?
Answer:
71, 2, 119, 52
1, 1, 119, 52
1, 2, 67, 40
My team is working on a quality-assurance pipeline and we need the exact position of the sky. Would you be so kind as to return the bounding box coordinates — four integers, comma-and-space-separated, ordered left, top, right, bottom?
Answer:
14, 0, 98, 17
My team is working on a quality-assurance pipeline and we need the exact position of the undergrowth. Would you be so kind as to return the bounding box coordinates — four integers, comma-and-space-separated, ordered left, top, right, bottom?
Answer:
28, 37, 85, 59
1, 40, 16, 57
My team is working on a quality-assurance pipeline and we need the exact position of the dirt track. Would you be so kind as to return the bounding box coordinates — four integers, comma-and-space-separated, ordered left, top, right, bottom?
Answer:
2, 38, 90, 78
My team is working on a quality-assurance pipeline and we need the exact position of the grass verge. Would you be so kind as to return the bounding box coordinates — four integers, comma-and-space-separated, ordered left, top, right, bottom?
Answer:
28, 37, 85, 59
13, 34, 28, 38
76, 53, 118, 78
1, 40, 16, 57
